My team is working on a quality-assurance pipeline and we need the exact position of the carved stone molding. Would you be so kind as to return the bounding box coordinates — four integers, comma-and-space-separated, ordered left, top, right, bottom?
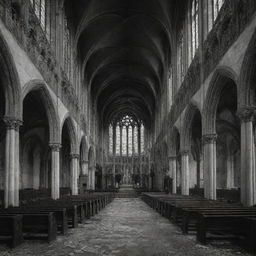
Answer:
180, 150, 189, 156
237, 107, 255, 122
168, 155, 177, 160
70, 154, 80, 159
3, 116, 23, 131
202, 134, 217, 145
49, 143, 61, 152
81, 160, 89, 164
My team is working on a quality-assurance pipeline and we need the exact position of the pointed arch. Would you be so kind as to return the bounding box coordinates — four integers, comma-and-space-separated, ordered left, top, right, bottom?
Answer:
180, 103, 201, 150
168, 126, 180, 156
0, 31, 21, 119
202, 67, 238, 135
239, 28, 256, 108
22, 80, 60, 144
79, 136, 89, 161
61, 115, 78, 154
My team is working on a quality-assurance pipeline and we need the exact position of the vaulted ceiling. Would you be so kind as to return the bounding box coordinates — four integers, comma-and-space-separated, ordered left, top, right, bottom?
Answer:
65, 0, 187, 127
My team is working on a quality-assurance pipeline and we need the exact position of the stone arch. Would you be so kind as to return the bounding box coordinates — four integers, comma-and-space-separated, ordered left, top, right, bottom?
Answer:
21, 135, 44, 189
79, 136, 89, 161
22, 80, 60, 144
202, 67, 238, 135
239, 28, 256, 108
88, 146, 96, 168
0, 31, 21, 119
168, 126, 180, 156
181, 103, 201, 151
61, 115, 78, 154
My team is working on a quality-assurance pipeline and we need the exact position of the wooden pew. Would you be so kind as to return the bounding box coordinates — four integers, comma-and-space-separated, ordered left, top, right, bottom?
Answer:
19, 206, 68, 234
0, 214, 23, 247
30, 200, 78, 228
181, 207, 256, 234
196, 212, 256, 245
0, 211, 57, 242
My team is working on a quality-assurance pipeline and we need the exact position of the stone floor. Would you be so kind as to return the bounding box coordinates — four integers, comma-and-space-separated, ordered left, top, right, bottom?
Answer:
0, 198, 251, 256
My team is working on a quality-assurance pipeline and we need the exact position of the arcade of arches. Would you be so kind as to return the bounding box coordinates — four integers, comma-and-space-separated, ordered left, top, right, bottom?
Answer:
0, 0, 255, 209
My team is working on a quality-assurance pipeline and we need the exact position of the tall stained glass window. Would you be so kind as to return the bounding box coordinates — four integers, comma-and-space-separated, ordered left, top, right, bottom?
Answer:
140, 124, 144, 153
30, 0, 51, 41
116, 126, 120, 155
109, 124, 113, 154
191, 0, 199, 59
110, 115, 144, 156
128, 126, 132, 155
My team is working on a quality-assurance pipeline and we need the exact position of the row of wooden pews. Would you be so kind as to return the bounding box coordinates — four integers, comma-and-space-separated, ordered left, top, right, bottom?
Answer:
0, 192, 115, 248
141, 192, 256, 254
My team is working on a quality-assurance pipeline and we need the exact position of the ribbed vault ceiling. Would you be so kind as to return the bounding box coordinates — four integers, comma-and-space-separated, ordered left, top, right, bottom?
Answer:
65, 0, 186, 127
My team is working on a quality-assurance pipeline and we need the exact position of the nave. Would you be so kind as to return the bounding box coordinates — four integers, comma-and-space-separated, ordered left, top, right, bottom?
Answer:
0, 196, 250, 256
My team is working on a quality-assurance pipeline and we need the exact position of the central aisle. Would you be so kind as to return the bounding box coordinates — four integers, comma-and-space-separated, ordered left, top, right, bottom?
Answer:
0, 198, 249, 256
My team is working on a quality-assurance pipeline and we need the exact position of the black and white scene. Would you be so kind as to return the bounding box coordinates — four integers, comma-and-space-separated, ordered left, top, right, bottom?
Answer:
0, 0, 255, 255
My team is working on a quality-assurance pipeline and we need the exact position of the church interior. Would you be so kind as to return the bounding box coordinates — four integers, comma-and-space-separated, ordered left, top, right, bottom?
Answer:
0, 0, 256, 255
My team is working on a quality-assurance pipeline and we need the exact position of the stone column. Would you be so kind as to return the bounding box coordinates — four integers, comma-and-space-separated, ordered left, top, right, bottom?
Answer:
120, 125, 122, 157
180, 150, 190, 195
226, 153, 235, 189
202, 134, 217, 200
81, 160, 89, 176
80, 160, 88, 190
49, 143, 61, 199
91, 166, 95, 190
70, 154, 79, 195
4, 117, 22, 207
169, 156, 177, 194
88, 168, 91, 189
238, 108, 256, 206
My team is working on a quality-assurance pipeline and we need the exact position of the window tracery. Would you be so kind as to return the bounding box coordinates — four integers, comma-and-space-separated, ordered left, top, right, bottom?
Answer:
108, 115, 144, 156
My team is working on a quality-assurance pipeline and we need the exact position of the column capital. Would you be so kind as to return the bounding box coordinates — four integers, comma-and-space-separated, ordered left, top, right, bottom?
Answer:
70, 154, 80, 159
237, 107, 255, 122
4, 116, 22, 130
49, 143, 61, 152
180, 150, 189, 156
202, 134, 217, 145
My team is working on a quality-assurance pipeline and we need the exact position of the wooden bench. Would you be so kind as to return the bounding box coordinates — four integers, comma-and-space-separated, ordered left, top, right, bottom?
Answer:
19, 206, 68, 234
0, 211, 57, 242
0, 214, 23, 247
30, 200, 78, 228
196, 212, 256, 245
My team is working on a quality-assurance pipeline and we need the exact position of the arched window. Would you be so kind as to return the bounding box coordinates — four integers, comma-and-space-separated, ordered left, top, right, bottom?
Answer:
168, 68, 173, 109
177, 32, 185, 88
128, 126, 132, 155
122, 126, 127, 155
64, 15, 72, 80
116, 126, 120, 155
109, 124, 113, 154
140, 124, 144, 153
134, 127, 138, 154
30, 0, 51, 42
111, 115, 144, 156
191, 0, 199, 59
